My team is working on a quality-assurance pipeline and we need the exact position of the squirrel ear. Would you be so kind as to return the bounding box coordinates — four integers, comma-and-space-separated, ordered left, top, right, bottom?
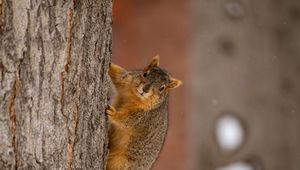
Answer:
110, 63, 127, 73
109, 63, 128, 79
144, 55, 160, 71
167, 77, 182, 89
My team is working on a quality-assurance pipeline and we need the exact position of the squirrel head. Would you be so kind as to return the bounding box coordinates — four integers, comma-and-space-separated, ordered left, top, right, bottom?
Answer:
123, 55, 182, 108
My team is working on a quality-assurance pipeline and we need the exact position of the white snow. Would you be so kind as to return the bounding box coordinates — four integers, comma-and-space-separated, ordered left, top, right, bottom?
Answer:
216, 162, 254, 170
216, 114, 244, 151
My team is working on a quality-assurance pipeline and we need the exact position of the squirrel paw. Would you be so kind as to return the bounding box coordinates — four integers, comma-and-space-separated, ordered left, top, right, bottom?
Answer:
106, 104, 117, 116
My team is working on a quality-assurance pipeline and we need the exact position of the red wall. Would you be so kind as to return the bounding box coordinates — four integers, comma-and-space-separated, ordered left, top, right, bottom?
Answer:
112, 0, 190, 169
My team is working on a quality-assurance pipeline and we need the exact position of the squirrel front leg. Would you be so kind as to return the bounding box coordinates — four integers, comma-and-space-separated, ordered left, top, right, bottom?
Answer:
106, 105, 117, 117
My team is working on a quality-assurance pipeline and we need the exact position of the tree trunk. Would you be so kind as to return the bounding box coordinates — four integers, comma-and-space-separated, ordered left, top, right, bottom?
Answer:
0, 0, 112, 169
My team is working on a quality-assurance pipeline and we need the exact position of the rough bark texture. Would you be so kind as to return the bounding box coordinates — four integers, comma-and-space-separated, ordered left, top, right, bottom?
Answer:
0, 0, 112, 169
190, 0, 300, 170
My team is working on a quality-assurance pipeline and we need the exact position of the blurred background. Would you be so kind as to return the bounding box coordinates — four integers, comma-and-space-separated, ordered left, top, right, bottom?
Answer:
112, 0, 300, 170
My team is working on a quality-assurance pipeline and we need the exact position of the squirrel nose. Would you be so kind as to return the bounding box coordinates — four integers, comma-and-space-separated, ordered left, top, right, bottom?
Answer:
143, 84, 151, 93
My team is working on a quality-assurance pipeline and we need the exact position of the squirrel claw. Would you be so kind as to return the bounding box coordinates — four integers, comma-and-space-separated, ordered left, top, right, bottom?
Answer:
106, 104, 116, 116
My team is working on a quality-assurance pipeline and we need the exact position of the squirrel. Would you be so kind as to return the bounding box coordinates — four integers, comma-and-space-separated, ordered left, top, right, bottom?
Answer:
106, 55, 182, 170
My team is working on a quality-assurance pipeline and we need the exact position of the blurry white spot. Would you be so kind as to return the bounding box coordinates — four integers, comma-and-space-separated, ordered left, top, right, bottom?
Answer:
216, 114, 244, 151
216, 162, 254, 170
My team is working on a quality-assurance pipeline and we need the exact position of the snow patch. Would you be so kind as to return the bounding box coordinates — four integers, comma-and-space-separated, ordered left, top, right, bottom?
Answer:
216, 162, 254, 170
216, 114, 244, 151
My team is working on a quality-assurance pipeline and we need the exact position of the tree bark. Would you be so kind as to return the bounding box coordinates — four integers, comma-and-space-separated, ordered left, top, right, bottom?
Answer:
0, 0, 112, 169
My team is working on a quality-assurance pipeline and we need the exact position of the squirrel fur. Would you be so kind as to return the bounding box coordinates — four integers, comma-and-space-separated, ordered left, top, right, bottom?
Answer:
106, 55, 182, 170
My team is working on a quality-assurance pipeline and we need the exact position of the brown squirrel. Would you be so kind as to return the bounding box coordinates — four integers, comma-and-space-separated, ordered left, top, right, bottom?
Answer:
106, 55, 182, 170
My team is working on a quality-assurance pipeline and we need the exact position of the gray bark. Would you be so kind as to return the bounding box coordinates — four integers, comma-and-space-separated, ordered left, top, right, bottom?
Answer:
0, 0, 112, 169
190, 0, 300, 170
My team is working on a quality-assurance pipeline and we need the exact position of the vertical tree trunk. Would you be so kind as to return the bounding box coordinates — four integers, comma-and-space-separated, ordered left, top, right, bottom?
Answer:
0, 0, 112, 169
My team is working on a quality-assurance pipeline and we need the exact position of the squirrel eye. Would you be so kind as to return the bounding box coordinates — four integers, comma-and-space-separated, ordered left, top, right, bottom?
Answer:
143, 72, 148, 77
159, 85, 165, 92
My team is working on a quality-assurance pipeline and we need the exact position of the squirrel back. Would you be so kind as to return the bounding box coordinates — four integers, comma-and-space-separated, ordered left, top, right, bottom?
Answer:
106, 55, 182, 170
